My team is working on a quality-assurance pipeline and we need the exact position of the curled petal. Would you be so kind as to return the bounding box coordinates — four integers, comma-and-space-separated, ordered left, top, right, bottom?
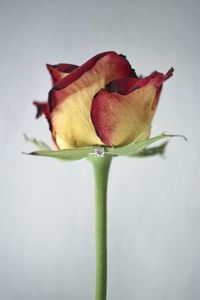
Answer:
91, 69, 173, 146
48, 52, 135, 111
49, 52, 134, 149
46, 63, 79, 85
105, 68, 174, 95
33, 101, 50, 119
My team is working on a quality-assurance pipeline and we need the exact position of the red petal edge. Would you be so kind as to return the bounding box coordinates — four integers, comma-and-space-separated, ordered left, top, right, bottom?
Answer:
33, 101, 52, 131
33, 101, 61, 149
48, 51, 136, 112
33, 101, 50, 119
46, 63, 79, 85
91, 68, 174, 145
105, 68, 174, 95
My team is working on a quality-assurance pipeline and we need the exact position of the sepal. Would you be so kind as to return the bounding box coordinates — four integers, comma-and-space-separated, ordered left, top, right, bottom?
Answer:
24, 133, 186, 161
131, 141, 168, 157
24, 134, 51, 150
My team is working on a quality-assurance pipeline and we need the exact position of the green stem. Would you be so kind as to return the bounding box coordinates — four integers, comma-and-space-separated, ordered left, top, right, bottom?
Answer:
91, 156, 112, 300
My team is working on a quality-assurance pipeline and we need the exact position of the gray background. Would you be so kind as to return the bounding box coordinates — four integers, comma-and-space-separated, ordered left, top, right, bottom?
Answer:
0, 0, 200, 299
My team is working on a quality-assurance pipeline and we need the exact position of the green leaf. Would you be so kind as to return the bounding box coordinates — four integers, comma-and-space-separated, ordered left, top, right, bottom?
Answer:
24, 134, 51, 150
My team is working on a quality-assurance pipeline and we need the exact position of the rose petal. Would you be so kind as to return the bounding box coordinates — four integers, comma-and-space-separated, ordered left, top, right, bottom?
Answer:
33, 101, 60, 148
91, 69, 173, 146
49, 52, 134, 149
105, 68, 174, 95
46, 63, 79, 85
48, 52, 135, 110
33, 101, 50, 119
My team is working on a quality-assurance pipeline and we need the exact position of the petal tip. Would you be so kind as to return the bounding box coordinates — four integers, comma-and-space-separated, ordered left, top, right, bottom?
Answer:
165, 67, 174, 80
33, 101, 50, 119
33, 101, 42, 118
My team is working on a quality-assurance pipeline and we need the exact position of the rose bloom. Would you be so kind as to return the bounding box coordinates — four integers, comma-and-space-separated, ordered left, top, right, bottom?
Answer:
34, 51, 173, 149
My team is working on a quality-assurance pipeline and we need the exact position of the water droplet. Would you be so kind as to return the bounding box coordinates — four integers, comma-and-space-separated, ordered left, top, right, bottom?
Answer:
94, 147, 105, 157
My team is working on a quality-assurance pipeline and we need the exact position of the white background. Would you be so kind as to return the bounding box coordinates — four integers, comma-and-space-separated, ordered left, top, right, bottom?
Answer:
1, 0, 200, 299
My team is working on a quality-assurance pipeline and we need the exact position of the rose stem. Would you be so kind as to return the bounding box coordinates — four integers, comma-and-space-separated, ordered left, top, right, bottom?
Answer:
91, 156, 112, 300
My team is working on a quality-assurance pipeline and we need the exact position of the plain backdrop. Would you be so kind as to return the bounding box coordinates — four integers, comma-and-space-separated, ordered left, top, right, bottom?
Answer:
0, 0, 200, 299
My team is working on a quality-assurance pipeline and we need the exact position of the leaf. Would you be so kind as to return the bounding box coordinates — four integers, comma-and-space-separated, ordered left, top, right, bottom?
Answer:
24, 134, 51, 150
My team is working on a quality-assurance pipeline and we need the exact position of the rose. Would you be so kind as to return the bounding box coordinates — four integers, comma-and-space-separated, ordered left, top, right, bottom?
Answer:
30, 52, 180, 300
34, 51, 173, 149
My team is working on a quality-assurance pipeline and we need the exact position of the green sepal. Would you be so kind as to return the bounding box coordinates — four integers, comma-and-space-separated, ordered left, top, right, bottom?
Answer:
24, 133, 186, 161
105, 133, 185, 157
131, 141, 168, 157
24, 134, 52, 150
28, 147, 95, 160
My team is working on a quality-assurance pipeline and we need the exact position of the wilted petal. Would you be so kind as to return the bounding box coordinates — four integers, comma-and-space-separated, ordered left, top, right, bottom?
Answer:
49, 52, 134, 148
91, 69, 173, 146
